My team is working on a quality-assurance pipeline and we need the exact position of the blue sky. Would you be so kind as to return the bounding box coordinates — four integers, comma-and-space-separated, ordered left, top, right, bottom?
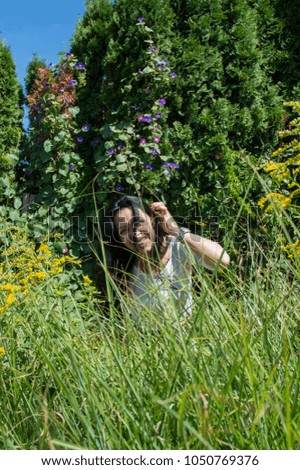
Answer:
1, 0, 86, 89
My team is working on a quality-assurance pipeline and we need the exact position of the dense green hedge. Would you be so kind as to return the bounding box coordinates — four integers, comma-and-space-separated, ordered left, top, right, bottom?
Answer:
4, 0, 299, 278
0, 40, 23, 210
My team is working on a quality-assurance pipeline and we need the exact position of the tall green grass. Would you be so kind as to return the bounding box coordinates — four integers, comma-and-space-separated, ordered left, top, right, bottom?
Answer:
0, 212, 299, 450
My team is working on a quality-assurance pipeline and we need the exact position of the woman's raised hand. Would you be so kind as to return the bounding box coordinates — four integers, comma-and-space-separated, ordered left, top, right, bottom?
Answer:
149, 202, 179, 236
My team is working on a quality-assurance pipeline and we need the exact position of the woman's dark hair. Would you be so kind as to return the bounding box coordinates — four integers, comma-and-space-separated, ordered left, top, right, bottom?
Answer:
98, 195, 169, 298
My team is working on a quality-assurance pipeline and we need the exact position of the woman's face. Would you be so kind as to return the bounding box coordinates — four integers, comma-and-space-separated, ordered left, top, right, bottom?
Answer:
114, 206, 155, 254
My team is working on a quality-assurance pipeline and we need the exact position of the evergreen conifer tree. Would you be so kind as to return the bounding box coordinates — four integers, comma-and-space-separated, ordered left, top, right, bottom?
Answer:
0, 40, 23, 159
0, 40, 23, 206
68, 0, 285, 245
160, 0, 284, 222
71, 0, 113, 128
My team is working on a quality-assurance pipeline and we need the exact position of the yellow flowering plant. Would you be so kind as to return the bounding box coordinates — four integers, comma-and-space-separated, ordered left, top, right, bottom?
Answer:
258, 101, 300, 259
0, 225, 97, 318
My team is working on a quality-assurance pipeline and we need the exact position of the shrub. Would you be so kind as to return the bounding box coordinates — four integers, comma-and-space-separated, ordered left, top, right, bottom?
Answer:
258, 101, 300, 260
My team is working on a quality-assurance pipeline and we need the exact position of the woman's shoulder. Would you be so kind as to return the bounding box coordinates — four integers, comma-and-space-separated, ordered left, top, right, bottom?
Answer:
168, 235, 188, 260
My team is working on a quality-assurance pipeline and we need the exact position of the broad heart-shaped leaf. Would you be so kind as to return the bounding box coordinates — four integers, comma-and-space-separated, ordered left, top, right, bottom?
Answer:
38, 206, 49, 217
57, 186, 69, 196
68, 106, 80, 116
118, 134, 129, 141
9, 210, 20, 222
0, 175, 10, 189
116, 154, 127, 163
116, 163, 127, 171
14, 197, 22, 210
125, 176, 134, 184
58, 168, 68, 176
43, 140, 53, 153
143, 66, 154, 74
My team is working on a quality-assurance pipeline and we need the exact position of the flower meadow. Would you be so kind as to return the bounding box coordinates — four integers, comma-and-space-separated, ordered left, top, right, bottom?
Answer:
0, 12, 300, 450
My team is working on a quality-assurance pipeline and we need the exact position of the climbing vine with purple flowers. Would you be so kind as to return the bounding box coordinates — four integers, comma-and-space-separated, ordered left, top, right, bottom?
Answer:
94, 19, 180, 200
24, 53, 86, 245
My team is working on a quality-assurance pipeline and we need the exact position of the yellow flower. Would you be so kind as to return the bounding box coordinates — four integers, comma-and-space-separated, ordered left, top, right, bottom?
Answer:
83, 275, 93, 285
6, 293, 15, 307
0, 347, 5, 357
1, 284, 20, 293
0, 292, 15, 314
281, 197, 291, 208
37, 243, 52, 257
31, 271, 47, 280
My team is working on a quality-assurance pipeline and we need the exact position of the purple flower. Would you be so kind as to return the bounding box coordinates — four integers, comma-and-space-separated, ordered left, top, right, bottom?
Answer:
132, 104, 138, 110
150, 47, 157, 52
151, 148, 157, 155
143, 115, 153, 123
115, 184, 123, 192
118, 142, 125, 148
74, 61, 86, 69
137, 17, 144, 22
44, 84, 50, 89
163, 59, 169, 64
68, 80, 77, 87
82, 124, 90, 132
62, 247, 68, 254
49, 62, 55, 67
66, 53, 74, 58
145, 87, 151, 94
137, 115, 144, 122
154, 124, 159, 131
69, 164, 75, 171
137, 68, 142, 75
162, 162, 180, 169
140, 138, 147, 145
144, 163, 153, 170
154, 136, 161, 143
59, 87, 64, 92
171, 72, 178, 78
108, 148, 115, 155
157, 99, 166, 105
77, 136, 83, 143
156, 113, 162, 119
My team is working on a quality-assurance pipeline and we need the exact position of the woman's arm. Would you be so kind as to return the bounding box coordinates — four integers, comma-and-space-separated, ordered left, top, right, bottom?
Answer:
150, 201, 230, 269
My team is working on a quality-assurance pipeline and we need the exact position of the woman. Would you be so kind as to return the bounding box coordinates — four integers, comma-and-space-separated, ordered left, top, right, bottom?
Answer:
99, 195, 230, 324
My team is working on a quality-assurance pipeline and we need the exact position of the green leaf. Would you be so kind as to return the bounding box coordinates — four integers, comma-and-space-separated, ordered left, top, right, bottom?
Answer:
6, 153, 19, 166
116, 163, 127, 171
116, 154, 127, 163
69, 106, 80, 116
143, 66, 154, 74
44, 140, 53, 153
14, 197, 22, 209
38, 206, 49, 217
9, 209, 20, 221
125, 176, 134, 184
